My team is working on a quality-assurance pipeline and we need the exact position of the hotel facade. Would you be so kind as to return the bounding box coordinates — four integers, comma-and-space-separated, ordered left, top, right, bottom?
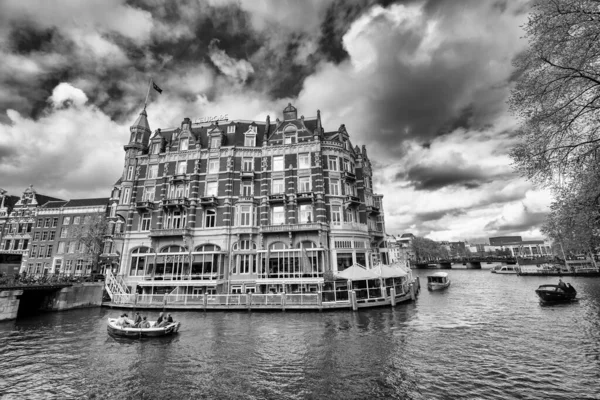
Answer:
108, 103, 387, 296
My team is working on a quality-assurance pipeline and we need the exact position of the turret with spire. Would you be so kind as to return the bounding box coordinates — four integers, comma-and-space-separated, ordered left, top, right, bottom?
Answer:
124, 107, 152, 153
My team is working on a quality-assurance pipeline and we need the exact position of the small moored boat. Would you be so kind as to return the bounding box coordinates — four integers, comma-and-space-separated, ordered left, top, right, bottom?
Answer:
107, 318, 181, 338
491, 265, 519, 274
535, 283, 577, 303
427, 272, 450, 291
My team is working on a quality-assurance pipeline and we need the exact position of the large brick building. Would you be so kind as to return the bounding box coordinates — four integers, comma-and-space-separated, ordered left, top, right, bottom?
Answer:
108, 103, 386, 295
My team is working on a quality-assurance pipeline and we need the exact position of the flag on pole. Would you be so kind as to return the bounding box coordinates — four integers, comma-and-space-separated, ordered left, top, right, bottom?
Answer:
152, 81, 163, 94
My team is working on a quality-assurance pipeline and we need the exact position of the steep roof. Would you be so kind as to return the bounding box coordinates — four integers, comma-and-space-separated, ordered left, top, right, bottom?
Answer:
64, 198, 110, 208
41, 200, 68, 209
34, 194, 65, 206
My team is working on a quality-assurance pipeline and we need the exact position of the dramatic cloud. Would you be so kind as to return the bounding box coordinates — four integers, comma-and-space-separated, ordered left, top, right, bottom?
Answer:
0, 0, 551, 242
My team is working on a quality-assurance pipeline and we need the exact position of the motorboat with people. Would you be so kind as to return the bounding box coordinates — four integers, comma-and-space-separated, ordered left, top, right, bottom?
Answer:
427, 272, 451, 291
491, 265, 519, 274
107, 313, 181, 338
535, 280, 577, 303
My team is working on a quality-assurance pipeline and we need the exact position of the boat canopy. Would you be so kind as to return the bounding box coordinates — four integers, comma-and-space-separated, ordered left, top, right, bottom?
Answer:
428, 272, 448, 278
371, 264, 408, 278
334, 264, 380, 281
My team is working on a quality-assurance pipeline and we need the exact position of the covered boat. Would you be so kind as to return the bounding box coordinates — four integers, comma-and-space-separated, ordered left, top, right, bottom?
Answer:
107, 318, 181, 338
427, 272, 450, 291
535, 283, 576, 303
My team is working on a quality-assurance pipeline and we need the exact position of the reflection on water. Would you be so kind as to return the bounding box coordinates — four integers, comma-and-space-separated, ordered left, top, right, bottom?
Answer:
1, 270, 600, 399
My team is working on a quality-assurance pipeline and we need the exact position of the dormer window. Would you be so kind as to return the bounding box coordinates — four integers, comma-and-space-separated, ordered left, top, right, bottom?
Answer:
245, 133, 256, 147
284, 125, 297, 144
151, 143, 161, 154
227, 125, 236, 134
211, 137, 220, 149
180, 138, 189, 151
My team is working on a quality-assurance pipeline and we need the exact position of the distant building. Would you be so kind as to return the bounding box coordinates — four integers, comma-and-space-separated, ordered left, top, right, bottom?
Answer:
0, 186, 64, 274
488, 236, 552, 258
26, 198, 109, 275
489, 236, 524, 246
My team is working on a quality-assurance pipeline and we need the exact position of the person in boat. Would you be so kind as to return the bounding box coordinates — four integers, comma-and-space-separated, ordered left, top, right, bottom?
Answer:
158, 314, 173, 328
167, 313, 174, 323
116, 313, 135, 327
133, 312, 142, 327
156, 312, 164, 325
558, 279, 567, 289
139, 316, 151, 328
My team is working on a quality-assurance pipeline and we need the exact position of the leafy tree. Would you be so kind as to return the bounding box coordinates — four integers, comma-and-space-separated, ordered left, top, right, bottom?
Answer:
70, 215, 109, 274
412, 237, 448, 261
510, 0, 600, 185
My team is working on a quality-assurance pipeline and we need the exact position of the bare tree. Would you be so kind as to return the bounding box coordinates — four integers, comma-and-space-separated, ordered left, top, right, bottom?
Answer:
509, 0, 600, 185
69, 215, 109, 274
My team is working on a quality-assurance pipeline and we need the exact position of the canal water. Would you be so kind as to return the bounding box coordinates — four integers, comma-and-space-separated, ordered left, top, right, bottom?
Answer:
1, 269, 600, 400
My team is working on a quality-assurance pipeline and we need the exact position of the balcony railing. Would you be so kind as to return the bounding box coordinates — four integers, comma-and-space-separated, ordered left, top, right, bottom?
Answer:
240, 170, 255, 178
343, 171, 356, 181
135, 200, 155, 211
268, 193, 286, 203
296, 192, 314, 201
200, 196, 218, 206
148, 228, 192, 237
331, 223, 369, 232
345, 195, 361, 205
163, 197, 190, 208
261, 223, 322, 232
169, 173, 187, 183
366, 205, 380, 214
237, 196, 255, 203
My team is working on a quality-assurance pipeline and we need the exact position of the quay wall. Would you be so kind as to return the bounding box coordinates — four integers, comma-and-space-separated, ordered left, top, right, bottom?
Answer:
41, 283, 104, 311
0, 290, 23, 321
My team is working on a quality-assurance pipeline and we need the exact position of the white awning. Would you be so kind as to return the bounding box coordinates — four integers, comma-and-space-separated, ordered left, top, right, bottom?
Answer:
255, 278, 324, 285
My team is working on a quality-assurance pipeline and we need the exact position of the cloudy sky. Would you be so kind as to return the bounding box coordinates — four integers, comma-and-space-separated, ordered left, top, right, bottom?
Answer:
0, 0, 550, 242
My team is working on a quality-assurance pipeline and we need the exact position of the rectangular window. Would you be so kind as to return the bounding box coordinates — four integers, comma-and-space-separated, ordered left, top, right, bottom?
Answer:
330, 179, 340, 195
57, 242, 65, 254
34, 232, 40, 241
42, 231, 49, 241
299, 153, 310, 169
68, 242, 76, 254
54, 259, 62, 273
272, 206, 285, 225
44, 218, 51, 228
331, 206, 342, 225
22, 239, 29, 250
180, 138, 189, 151
300, 205, 313, 224
148, 165, 158, 179
49, 231, 56, 241
328, 156, 338, 171
208, 159, 219, 174
39, 246, 45, 258
272, 179, 284, 194
60, 227, 68, 238
242, 182, 252, 196
243, 157, 253, 172
140, 213, 151, 231
127, 165, 134, 180
78, 242, 86, 253
177, 161, 187, 174
227, 125, 236, 134
298, 177, 311, 192
31, 245, 37, 258
205, 209, 216, 228
345, 208, 354, 223
46, 245, 53, 258
64, 260, 72, 273
206, 181, 218, 196
122, 187, 131, 204
52, 217, 58, 227
211, 137, 220, 148
273, 155, 284, 171
151, 143, 160, 154
76, 259, 84, 272
240, 206, 251, 226
143, 186, 155, 201
37, 219, 43, 228
244, 135, 256, 147
73, 216, 81, 225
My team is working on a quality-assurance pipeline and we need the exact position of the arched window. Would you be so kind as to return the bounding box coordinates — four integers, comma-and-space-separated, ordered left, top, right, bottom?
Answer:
297, 241, 317, 249
194, 244, 221, 252
270, 242, 288, 250
129, 246, 155, 276
284, 125, 297, 144
233, 240, 256, 251
160, 245, 186, 253
132, 246, 154, 254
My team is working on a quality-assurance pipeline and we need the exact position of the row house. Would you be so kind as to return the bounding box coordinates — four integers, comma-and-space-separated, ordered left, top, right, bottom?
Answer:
26, 198, 109, 276
108, 103, 387, 296
0, 186, 64, 274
